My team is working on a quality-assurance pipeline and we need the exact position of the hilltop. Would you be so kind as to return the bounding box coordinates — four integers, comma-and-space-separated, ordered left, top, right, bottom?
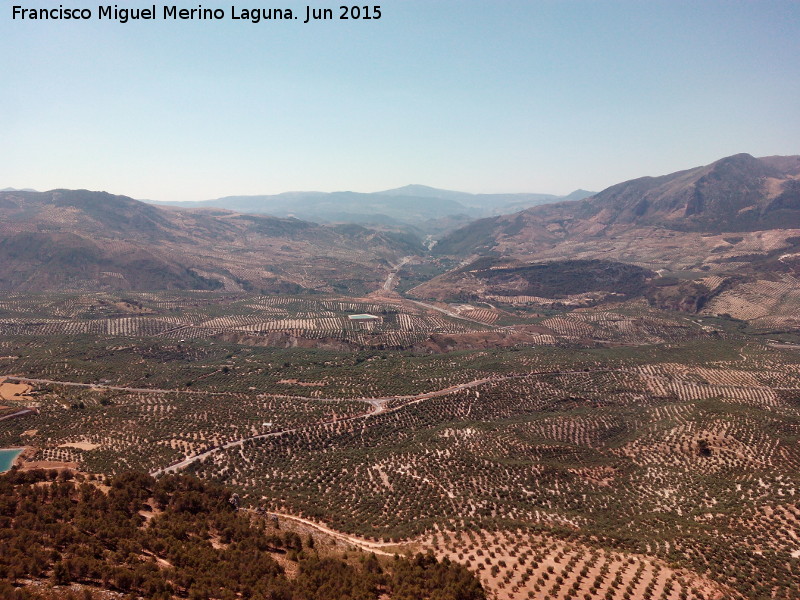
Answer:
417, 154, 800, 325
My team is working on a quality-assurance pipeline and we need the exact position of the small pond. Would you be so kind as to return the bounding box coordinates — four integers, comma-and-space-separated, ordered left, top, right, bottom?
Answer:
0, 448, 23, 472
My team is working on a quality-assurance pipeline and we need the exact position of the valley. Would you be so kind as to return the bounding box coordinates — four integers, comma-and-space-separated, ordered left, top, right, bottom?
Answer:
1, 154, 800, 599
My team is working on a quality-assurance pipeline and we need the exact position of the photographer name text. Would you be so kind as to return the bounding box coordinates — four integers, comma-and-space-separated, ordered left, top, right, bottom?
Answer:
11, 4, 382, 24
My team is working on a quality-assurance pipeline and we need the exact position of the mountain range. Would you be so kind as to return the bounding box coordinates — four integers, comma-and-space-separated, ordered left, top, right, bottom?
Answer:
3, 154, 799, 600
2, 153, 799, 315
148, 185, 595, 234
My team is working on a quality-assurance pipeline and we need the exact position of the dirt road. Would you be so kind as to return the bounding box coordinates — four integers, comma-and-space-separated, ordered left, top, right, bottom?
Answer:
0, 408, 37, 422
408, 299, 500, 328
259, 511, 411, 556
3, 376, 231, 396
150, 376, 504, 476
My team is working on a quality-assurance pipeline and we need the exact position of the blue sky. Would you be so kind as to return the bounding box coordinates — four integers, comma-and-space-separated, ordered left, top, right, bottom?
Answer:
2, 0, 798, 201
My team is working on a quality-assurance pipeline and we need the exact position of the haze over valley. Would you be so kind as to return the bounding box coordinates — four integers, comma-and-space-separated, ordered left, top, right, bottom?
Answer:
147, 185, 596, 235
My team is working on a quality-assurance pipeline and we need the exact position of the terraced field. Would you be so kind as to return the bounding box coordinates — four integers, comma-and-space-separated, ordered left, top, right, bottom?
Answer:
0, 292, 490, 351
434, 530, 727, 600
701, 275, 800, 331
1, 291, 798, 600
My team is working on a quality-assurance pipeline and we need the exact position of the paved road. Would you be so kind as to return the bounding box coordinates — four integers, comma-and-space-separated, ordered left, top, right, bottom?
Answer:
383, 256, 413, 291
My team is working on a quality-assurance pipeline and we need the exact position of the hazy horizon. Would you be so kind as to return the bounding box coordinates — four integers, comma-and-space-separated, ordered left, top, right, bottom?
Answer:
3, 0, 799, 202
2, 182, 591, 201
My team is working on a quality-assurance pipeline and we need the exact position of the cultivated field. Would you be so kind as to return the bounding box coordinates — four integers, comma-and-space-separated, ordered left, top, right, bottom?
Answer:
1, 291, 798, 600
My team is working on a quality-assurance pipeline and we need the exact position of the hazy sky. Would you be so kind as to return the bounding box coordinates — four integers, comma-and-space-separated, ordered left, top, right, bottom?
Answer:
2, 0, 799, 201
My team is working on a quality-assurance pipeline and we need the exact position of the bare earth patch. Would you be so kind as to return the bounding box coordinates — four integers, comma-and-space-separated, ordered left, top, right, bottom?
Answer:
59, 441, 101, 451
0, 378, 33, 402
20, 460, 79, 471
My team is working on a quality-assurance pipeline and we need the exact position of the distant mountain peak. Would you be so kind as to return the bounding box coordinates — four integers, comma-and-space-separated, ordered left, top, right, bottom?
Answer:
0, 188, 426, 293
376, 184, 472, 199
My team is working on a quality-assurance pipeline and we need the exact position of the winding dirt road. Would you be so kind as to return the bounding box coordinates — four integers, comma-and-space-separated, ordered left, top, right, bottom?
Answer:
259, 511, 411, 556
6, 368, 630, 481
150, 376, 501, 476
149, 369, 623, 477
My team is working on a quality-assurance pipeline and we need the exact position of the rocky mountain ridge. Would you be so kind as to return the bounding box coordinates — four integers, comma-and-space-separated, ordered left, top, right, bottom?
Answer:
433, 153, 800, 257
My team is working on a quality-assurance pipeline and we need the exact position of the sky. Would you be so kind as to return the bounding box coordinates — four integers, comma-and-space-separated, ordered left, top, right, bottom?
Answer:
1, 0, 799, 201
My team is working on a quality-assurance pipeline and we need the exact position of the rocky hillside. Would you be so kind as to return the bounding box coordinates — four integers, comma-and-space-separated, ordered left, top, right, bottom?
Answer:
423, 155, 800, 321
580, 153, 800, 231
0, 189, 424, 293
433, 153, 800, 257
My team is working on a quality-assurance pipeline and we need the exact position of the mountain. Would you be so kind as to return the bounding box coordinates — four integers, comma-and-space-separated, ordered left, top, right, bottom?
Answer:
575, 153, 800, 231
433, 154, 800, 257
559, 189, 595, 202
0, 189, 424, 293
375, 184, 563, 210
419, 155, 800, 319
0, 231, 222, 291
151, 189, 474, 236
375, 184, 477, 201
149, 186, 588, 235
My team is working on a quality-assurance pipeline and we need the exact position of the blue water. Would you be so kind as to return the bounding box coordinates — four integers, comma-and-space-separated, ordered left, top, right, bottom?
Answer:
0, 448, 23, 472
